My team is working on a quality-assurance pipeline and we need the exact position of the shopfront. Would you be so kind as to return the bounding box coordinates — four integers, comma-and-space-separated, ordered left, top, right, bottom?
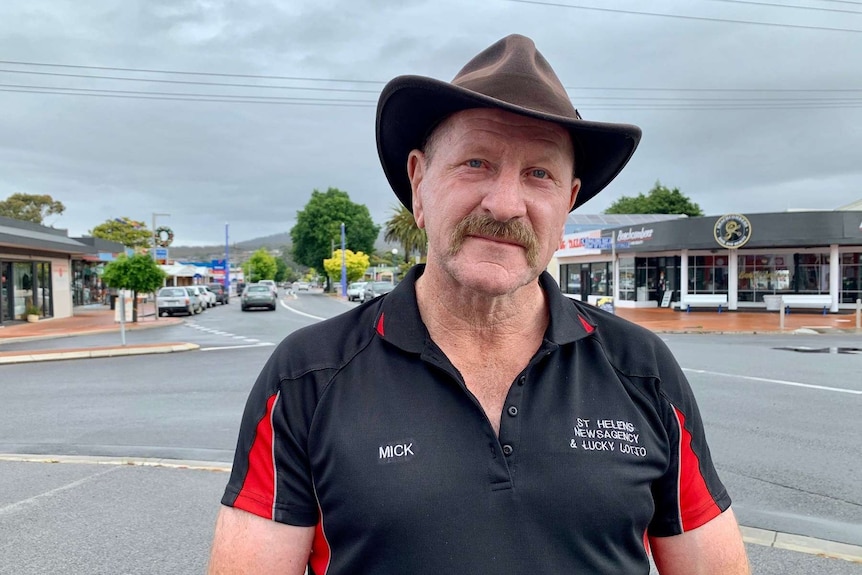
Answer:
550, 211, 862, 311
0, 216, 105, 326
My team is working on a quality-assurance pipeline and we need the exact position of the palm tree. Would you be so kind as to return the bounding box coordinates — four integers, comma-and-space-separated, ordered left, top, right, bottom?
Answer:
384, 204, 427, 263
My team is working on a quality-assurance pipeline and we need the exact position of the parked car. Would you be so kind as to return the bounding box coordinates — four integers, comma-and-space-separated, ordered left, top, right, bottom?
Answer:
241, 284, 277, 311
347, 281, 367, 302
258, 279, 278, 295
293, 281, 310, 291
191, 285, 216, 308
156, 287, 195, 316
360, 281, 396, 303
207, 283, 229, 304
185, 287, 205, 314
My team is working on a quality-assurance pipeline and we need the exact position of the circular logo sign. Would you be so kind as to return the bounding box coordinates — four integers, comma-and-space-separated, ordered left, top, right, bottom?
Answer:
714, 214, 752, 249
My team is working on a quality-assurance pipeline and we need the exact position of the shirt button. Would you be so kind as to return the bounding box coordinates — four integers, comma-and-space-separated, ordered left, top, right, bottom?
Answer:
507, 406, 518, 417
517, 376, 526, 386
502, 444, 514, 456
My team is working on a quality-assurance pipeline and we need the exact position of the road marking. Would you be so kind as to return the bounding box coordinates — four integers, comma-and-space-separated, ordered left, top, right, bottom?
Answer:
683, 368, 862, 395
0, 465, 121, 517
279, 299, 325, 320
199, 343, 275, 351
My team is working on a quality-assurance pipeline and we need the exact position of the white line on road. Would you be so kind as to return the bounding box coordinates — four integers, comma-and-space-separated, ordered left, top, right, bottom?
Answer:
279, 299, 326, 320
0, 465, 121, 517
683, 368, 862, 395
199, 343, 275, 351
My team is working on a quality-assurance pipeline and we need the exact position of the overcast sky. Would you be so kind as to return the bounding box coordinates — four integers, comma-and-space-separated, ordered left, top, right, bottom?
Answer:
1, 0, 860, 246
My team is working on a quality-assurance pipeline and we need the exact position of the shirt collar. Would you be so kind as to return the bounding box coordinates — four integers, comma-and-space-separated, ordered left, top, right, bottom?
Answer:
375, 265, 596, 354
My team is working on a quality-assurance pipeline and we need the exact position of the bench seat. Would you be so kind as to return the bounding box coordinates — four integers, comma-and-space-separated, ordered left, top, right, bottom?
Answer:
781, 295, 832, 314
681, 294, 728, 313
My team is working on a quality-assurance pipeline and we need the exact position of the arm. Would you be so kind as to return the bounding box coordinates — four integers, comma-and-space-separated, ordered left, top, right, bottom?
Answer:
208, 505, 314, 575
650, 507, 750, 575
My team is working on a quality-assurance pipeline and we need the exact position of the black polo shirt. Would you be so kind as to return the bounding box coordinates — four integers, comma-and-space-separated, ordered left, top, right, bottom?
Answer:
222, 265, 730, 574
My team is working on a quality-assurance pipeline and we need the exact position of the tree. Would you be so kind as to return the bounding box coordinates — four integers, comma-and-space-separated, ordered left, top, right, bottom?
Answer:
384, 204, 427, 263
0, 193, 65, 224
604, 181, 703, 217
274, 258, 288, 283
100, 254, 166, 322
323, 249, 371, 285
290, 188, 380, 284
90, 217, 153, 248
242, 248, 277, 283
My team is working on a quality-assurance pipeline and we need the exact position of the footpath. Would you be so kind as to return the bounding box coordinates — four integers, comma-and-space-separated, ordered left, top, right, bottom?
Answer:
0, 303, 193, 364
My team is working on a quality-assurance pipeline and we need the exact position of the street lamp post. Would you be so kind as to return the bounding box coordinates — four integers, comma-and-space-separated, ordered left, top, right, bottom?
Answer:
391, 248, 398, 283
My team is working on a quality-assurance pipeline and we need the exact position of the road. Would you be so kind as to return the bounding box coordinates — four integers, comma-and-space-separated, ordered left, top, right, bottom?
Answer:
1, 289, 860, 574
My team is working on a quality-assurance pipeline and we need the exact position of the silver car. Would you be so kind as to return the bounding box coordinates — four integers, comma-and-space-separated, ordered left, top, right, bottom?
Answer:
241, 284, 277, 311
360, 281, 396, 303
156, 287, 196, 316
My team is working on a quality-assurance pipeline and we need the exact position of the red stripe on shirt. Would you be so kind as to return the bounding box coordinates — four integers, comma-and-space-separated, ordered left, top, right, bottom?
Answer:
673, 406, 722, 531
233, 392, 279, 519
309, 513, 332, 575
376, 312, 385, 336
578, 315, 595, 334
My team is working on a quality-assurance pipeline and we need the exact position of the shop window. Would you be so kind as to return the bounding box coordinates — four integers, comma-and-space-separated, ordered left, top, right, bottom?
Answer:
687, 255, 728, 294
840, 252, 862, 303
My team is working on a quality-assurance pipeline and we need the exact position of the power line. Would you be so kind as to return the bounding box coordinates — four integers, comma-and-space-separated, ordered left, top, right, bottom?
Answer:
4, 84, 861, 110
504, 0, 862, 32
0, 83, 374, 103
0, 68, 381, 93
0, 59, 386, 85
0, 87, 376, 107
699, 0, 862, 15
1, 61, 860, 95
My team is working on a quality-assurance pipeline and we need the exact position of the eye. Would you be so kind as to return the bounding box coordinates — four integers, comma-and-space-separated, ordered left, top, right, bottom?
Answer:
467, 159, 483, 168
530, 168, 549, 179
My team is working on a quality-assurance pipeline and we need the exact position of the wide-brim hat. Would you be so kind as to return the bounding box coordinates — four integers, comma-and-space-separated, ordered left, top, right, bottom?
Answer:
376, 34, 642, 212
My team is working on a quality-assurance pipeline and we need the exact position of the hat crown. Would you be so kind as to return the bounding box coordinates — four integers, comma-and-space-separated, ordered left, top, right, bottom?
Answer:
452, 34, 578, 120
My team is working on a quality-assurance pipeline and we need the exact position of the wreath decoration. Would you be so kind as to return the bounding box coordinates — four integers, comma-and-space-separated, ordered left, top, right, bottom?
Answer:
155, 226, 174, 247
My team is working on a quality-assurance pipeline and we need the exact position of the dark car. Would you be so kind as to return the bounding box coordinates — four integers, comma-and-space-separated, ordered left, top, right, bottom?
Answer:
360, 281, 396, 303
207, 283, 229, 305
241, 284, 277, 311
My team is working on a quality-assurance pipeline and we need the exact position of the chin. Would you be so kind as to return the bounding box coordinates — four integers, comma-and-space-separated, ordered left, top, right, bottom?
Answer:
444, 258, 540, 296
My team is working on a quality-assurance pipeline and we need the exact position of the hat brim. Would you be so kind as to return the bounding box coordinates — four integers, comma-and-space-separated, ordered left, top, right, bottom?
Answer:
376, 75, 642, 212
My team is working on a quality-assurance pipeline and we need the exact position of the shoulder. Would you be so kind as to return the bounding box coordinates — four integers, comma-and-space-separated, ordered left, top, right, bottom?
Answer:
569, 299, 680, 381
268, 300, 383, 382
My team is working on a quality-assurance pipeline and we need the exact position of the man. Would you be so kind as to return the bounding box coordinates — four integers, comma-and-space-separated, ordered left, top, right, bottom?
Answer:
209, 35, 749, 574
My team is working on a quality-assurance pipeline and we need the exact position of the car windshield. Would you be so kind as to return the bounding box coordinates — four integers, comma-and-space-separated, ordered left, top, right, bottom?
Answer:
159, 288, 185, 297
247, 286, 270, 293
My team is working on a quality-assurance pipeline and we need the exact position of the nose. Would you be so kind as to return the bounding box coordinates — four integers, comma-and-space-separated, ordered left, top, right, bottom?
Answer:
480, 167, 527, 221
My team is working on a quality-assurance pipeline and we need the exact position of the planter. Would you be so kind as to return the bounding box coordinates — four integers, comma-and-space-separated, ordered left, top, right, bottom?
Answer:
26, 314, 40, 323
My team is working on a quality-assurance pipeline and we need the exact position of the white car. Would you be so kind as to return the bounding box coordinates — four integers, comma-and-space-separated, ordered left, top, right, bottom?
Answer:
347, 281, 367, 302
192, 285, 216, 308
258, 280, 278, 295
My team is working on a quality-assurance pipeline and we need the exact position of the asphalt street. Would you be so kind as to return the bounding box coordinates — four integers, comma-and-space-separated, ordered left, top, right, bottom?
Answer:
1, 290, 860, 573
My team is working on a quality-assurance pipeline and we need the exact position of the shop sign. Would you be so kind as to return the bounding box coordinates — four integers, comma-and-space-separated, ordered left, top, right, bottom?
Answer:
556, 230, 603, 257
614, 227, 654, 248
714, 214, 752, 249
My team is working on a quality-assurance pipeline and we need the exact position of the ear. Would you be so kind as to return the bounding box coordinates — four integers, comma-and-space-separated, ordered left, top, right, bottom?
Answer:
407, 150, 427, 229
568, 178, 581, 212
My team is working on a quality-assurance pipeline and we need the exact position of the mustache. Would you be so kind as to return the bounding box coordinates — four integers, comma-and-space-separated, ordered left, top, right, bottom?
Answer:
449, 214, 540, 267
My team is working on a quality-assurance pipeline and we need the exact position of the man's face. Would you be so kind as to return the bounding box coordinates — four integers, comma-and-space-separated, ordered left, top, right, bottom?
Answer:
408, 108, 580, 296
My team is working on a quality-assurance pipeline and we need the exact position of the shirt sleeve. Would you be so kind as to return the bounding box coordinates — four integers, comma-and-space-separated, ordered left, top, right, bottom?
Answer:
220, 341, 321, 526
648, 345, 732, 537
